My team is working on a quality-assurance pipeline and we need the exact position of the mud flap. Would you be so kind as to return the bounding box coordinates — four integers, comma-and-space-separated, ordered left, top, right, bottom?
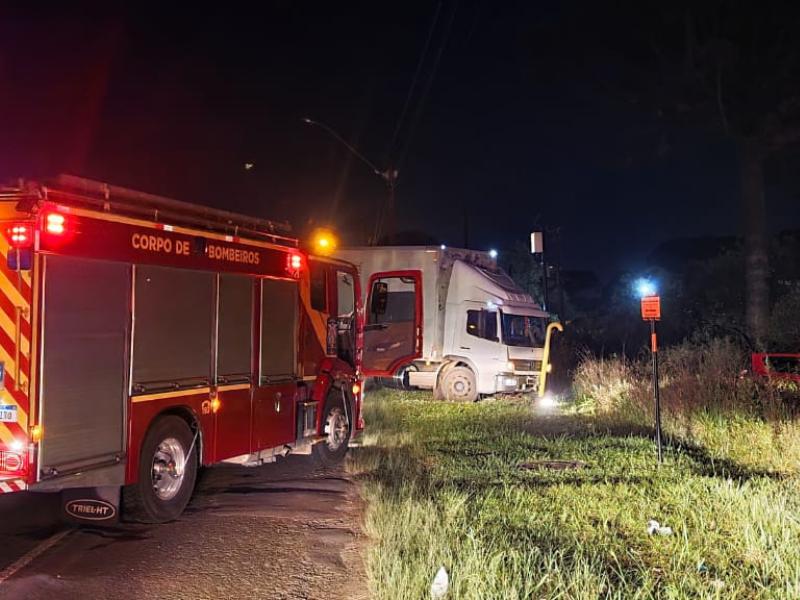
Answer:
61, 486, 120, 526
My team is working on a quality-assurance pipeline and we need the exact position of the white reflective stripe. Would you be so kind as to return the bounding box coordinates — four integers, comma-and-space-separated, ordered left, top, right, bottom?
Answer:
0, 479, 25, 493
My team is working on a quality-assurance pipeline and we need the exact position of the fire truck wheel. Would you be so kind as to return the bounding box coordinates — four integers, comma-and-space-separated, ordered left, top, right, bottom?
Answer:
441, 366, 478, 403
123, 416, 198, 523
312, 393, 352, 466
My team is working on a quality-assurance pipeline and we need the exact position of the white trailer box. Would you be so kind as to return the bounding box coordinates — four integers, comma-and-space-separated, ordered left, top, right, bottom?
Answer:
335, 246, 550, 401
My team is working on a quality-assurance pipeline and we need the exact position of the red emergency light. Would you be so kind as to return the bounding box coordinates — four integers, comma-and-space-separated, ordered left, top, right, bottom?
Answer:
286, 252, 304, 276
6, 223, 33, 248
45, 212, 66, 235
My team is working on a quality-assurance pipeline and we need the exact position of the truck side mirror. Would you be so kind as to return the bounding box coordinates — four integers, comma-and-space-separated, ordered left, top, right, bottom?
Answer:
370, 281, 388, 316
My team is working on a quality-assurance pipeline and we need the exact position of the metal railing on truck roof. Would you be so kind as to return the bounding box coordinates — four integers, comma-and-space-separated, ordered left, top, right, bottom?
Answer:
1, 174, 298, 248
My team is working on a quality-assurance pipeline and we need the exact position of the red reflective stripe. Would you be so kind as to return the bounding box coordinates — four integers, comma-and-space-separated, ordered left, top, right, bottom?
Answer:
0, 478, 27, 493
0, 286, 31, 339
2, 376, 30, 413
651, 333, 658, 353
0, 326, 30, 378
2, 421, 26, 439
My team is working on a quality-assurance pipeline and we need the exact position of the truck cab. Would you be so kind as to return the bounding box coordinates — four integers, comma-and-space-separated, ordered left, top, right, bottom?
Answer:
336, 246, 560, 402
442, 260, 549, 398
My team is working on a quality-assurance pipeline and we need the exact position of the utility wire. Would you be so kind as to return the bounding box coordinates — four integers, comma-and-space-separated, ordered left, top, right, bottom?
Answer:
395, 0, 458, 172
386, 2, 444, 163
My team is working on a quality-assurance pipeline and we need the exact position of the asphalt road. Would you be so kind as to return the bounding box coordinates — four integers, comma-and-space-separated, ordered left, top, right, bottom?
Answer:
0, 455, 368, 600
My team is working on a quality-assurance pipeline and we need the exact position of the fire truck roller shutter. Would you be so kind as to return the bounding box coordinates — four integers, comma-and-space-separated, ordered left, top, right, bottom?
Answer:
260, 279, 297, 381
132, 266, 214, 391
40, 256, 130, 475
217, 274, 253, 383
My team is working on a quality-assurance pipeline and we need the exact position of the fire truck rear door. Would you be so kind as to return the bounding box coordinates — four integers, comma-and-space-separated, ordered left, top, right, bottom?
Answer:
39, 256, 129, 479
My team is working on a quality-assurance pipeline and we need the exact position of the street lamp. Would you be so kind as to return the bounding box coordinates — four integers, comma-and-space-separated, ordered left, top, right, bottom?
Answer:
636, 278, 663, 463
635, 277, 657, 298
311, 228, 338, 255
489, 249, 498, 259
302, 117, 398, 244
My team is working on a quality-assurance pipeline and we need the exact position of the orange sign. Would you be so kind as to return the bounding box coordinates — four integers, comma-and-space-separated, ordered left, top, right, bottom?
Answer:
641, 296, 661, 321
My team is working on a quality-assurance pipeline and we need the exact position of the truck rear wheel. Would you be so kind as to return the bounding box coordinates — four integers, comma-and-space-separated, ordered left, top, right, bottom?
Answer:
123, 416, 198, 523
312, 392, 352, 466
440, 366, 478, 403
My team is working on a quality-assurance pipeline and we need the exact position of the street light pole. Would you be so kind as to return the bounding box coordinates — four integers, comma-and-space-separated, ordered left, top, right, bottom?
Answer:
302, 117, 397, 244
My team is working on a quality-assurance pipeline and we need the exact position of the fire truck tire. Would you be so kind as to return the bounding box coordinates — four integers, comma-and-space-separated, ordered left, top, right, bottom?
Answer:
123, 416, 198, 523
312, 392, 352, 466
441, 366, 478, 403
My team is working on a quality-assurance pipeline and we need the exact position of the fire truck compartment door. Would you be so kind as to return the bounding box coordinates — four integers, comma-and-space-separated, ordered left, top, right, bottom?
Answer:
40, 256, 129, 477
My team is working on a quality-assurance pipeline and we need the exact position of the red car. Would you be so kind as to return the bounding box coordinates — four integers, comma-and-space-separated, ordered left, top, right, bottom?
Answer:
752, 353, 800, 383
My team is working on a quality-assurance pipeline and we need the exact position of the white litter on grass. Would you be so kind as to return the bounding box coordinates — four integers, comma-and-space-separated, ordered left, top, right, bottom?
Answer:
646, 519, 673, 536
431, 566, 449, 599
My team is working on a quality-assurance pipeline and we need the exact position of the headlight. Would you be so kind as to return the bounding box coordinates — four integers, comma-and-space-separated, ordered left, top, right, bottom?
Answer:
506, 361, 515, 371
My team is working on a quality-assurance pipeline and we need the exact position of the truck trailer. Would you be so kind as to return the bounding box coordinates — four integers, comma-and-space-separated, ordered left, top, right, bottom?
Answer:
0, 175, 363, 524
335, 246, 560, 402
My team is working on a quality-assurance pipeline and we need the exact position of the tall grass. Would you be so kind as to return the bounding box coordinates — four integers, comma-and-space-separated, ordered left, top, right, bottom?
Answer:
350, 391, 800, 599
572, 338, 800, 474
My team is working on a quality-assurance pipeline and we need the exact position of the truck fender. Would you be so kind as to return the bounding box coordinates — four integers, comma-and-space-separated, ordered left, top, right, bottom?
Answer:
435, 356, 480, 388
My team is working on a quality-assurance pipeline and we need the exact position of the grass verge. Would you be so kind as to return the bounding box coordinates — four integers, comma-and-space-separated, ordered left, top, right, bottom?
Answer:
349, 390, 800, 599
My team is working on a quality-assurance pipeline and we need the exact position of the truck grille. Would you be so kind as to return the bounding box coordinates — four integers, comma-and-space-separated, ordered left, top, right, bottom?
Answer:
512, 360, 541, 372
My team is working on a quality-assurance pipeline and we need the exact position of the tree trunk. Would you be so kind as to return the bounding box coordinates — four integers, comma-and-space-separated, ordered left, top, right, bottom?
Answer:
739, 139, 769, 348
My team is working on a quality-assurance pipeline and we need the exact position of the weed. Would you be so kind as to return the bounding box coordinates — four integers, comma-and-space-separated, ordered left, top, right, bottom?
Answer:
351, 390, 800, 599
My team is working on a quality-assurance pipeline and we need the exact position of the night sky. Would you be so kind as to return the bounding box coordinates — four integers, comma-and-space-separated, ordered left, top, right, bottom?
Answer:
1, 3, 798, 276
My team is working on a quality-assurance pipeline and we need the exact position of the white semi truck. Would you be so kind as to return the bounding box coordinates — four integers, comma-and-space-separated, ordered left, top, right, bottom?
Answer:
335, 246, 562, 402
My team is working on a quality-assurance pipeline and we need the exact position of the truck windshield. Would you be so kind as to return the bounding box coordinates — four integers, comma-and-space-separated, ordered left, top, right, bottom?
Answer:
501, 313, 546, 347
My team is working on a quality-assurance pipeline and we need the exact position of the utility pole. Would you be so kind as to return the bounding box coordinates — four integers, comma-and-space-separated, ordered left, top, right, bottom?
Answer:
463, 206, 470, 248
555, 226, 565, 319
371, 167, 398, 245
530, 231, 547, 311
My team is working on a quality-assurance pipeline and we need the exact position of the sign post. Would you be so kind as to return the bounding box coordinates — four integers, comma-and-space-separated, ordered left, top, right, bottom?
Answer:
530, 231, 547, 310
640, 294, 663, 463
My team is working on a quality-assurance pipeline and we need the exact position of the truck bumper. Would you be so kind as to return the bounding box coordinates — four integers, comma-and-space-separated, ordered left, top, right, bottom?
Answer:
495, 373, 539, 393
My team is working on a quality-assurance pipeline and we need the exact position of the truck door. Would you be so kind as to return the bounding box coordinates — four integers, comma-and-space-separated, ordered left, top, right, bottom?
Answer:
333, 268, 357, 367
39, 256, 130, 479
362, 271, 421, 376
457, 303, 505, 383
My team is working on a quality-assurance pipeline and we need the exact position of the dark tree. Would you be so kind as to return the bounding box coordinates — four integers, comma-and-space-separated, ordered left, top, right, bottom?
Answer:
582, 2, 800, 346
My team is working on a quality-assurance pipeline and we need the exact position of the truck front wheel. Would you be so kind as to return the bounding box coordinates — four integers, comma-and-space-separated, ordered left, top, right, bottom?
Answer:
440, 366, 478, 403
123, 416, 198, 523
312, 393, 352, 466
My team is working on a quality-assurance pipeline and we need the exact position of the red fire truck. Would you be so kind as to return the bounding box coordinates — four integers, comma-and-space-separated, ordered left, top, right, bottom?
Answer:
0, 175, 363, 524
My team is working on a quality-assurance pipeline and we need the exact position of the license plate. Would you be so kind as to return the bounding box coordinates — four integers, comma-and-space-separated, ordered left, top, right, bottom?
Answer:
0, 405, 17, 423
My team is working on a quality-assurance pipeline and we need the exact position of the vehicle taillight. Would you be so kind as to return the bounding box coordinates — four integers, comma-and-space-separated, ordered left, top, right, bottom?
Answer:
45, 212, 66, 235
6, 223, 33, 248
0, 449, 26, 474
